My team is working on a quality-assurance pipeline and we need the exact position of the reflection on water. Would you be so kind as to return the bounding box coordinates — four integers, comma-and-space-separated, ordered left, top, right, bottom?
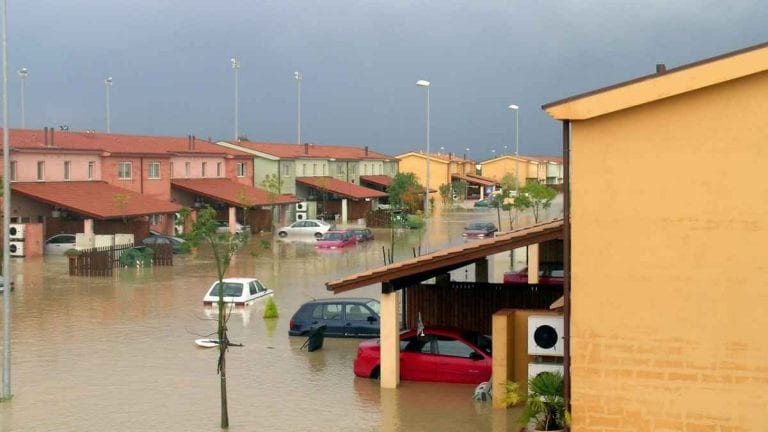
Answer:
0, 201, 560, 431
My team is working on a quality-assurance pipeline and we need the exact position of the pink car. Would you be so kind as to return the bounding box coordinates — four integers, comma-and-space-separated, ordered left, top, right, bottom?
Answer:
315, 230, 356, 249
353, 326, 492, 384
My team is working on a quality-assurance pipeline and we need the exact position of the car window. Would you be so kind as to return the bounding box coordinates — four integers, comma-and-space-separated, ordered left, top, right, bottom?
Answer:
311, 304, 323, 319
323, 304, 342, 319
143, 237, 156, 245
209, 282, 243, 297
463, 331, 492, 355
345, 304, 367, 321
401, 335, 432, 353
435, 335, 476, 358
365, 300, 380, 315
249, 281, 259, 295
49, 235, 74, 244
306, 221, 319, 228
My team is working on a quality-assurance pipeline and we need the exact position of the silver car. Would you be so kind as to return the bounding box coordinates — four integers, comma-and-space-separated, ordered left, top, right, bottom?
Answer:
277, 219, 334, 238
44, 233, 77, 255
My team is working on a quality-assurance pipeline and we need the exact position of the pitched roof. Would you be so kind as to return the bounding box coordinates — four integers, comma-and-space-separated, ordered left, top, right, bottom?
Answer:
296, 176, 388, 199
12, 181, 181, 219
218, 141, 393, 160
481, 154, 562, 165
544, 41, 768, 120
171, 178, 300, 207
451, 173, 496, 187
326, 219, 564, 293
396, 151, 474, 164
7, 129, 251, 157
359, 175, 394, 188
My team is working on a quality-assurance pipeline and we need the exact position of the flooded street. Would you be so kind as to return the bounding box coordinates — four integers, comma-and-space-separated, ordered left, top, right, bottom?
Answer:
0, 201, 561, 431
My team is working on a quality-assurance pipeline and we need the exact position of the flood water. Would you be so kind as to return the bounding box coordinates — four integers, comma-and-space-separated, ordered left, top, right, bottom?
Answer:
0, 200, 561, 431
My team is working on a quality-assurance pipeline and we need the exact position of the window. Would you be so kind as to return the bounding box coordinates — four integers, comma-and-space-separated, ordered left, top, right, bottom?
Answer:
184, 162, 191, 178
336, 164, 343, 175
363, 164, 368, 175
216, 162, 222, 177
302, 164, 307, 176
201, 162, 207, 177
169, 162, 174, 178
350, 164, 357, 175
313, 164, 317, 176
148, 162, 160, 179
310, 303, 342, 320
64, 161, 71, 180
236, 162, 246, 177
9, 161, 16, 181
345, 304, 368, 321
402, 335, 432, 353
435, 336, 475, 358
149, 214, 162, 225
88, 161, 95, 180
249, 280, 265, 295
282, 163, 291, 177
322, 164, 326, 176
37, 161, 45, 181
118, 162, 132, 179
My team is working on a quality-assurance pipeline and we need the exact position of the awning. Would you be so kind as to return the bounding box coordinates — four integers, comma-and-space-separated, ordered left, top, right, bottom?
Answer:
297, 176, 388, 199
12, 181, 181, 220
359, 175, 394, 188
172, 178, 301, 207
451, 173, 497, 187
326, 219, 564, 293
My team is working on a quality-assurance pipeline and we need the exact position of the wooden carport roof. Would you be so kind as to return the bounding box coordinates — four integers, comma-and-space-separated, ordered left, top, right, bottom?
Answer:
326, 218, 564, 294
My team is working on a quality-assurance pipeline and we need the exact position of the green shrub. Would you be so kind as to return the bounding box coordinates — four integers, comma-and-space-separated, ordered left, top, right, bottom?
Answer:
406, 214, 424, 229
64, 248, 82, 257
263, 296, 278, 319
119, 247, 153, 267
178, 241, 192, 254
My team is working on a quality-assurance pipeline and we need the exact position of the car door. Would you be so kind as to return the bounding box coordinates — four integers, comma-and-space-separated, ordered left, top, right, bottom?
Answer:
399, 335, 440, 381
46, 234, 75, 254
309, 303, 344, 336
433, 335, 491, 384
342, 303, 378, 337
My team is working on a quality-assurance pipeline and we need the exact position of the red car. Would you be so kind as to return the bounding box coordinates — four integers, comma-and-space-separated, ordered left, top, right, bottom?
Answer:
315, 230, 356, 249
353, 326, 492, 384
503, 262, 564, 284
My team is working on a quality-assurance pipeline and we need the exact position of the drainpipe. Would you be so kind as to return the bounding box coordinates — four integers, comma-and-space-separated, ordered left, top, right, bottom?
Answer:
562, 120, 571, 412
140, 157, 144, 194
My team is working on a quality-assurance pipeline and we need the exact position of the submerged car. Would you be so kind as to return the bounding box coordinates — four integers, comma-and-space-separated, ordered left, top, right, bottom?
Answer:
44, 233, 77, 255
215, 220, 248, 235
277, 219, 334, 238
141, 234, 187, 253
353, 326, 492, 384
350, 228, 375, 242
315, 230, 356, 249
202, 277, 273, 306
503, 262, 564, 285
462, 222, 498, 238
289, 298, 380, 337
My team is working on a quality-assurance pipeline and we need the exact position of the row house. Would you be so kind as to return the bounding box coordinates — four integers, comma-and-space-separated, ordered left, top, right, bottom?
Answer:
479, 154, 564, 186
396, 151, 499, 200
2, 128, 300, 255
216, 141, 396, 222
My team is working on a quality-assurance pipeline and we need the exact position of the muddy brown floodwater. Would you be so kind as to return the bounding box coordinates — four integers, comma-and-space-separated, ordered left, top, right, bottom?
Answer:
0, 202, 561, 431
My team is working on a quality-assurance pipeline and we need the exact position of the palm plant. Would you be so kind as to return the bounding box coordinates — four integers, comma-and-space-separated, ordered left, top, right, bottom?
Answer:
518, 371, 567, 431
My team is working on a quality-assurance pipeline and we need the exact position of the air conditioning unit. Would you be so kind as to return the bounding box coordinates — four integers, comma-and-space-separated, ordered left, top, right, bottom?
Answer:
296, 212, 307, 221
528, 315, 564, 357
527, 362, 564, 381
9, 223, 25, 240
9, 241, 24, 257
296, 201, 308, 212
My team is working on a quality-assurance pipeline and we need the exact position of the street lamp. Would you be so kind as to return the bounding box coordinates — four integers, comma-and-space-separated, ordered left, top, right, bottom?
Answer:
294, 71, 302, 145
104, 76, 113, 133
416, 79, 430, 214
509, 104, 520, 226
231, 58, 240, 141
17, 67, 27, 128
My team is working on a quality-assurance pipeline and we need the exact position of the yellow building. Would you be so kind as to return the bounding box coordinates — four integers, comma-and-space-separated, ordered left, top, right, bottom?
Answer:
545, 42, 768, 431
481, 155, 563, 185
395, 151, 475, 193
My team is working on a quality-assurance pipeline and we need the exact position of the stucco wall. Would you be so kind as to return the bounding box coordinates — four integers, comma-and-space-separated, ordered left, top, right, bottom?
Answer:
570, 70, 768, 431
397, 155, 449, 191
10, 152, 101, 182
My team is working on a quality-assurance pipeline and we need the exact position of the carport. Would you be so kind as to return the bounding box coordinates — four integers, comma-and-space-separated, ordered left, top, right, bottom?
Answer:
326, 218, 563, 390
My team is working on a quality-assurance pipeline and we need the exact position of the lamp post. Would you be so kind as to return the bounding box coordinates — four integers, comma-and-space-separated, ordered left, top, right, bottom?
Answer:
416, 79, 430, 214
509, 104, 520, 226
104, 76, 113, 133
294, 71, 302, 145
3, 0, 12, 399
17, 67, 26, 128
231, 58, 240, 141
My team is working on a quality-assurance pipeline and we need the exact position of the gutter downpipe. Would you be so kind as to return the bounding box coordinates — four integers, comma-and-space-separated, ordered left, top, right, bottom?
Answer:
562, 119, 571, 417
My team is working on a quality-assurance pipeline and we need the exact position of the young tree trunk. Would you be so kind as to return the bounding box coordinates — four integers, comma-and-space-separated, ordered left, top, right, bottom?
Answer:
220, 352, 229, 428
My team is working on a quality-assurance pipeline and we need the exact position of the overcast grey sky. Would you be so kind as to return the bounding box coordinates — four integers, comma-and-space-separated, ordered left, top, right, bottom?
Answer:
9, 1, 767, 159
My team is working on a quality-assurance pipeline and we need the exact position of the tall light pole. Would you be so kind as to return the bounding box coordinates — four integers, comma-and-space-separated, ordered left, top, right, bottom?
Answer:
509, 104, 520, 226
231, 58, 240, 141
416, 79, 430, 214
17, 67, 26, 128
2, 0, 12, 399
104, 76, 113, 133
294, 71, 302, 144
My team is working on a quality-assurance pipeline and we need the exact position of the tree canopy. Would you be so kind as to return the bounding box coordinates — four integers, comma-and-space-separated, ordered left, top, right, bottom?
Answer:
388, 172, 423, 213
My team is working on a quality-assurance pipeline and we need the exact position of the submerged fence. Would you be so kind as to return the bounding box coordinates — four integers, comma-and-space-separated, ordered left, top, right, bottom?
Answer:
68, 243, 173, 277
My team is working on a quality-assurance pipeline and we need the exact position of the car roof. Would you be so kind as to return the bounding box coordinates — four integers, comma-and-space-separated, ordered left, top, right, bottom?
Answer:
302, 297, 377, 304
213, 277, 260, 284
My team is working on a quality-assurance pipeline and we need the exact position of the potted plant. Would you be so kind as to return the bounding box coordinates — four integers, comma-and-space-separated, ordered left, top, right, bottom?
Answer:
518, 371, 567, 432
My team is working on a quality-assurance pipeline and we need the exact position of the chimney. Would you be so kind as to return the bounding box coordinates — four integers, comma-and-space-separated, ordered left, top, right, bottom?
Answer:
192, 135, 196, 150
44, 127, 48, 147
304, 142, 309, 155
188, 135, 192, 151
50, 127, 54, 147
448, 152, 453, 160
656, 63, 666, 73
364, 146, 369, 157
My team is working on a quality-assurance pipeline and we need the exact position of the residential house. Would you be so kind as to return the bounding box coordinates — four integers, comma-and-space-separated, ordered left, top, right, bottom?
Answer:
216, 141, 396, 222
395, 151, 494, 199
480, 154, 563, 186
544, 42, 768, 431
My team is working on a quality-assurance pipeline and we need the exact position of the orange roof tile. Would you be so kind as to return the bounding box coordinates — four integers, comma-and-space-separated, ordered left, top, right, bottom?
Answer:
171, 178, 300, 207
221, 141, 393, 160
12, 181, 181, 220
452, 173, 497, 186
359, 175, 394, 188
296, 177, 388, 199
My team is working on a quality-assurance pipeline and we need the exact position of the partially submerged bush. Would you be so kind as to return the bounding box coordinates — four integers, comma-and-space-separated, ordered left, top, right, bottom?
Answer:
263, 296, 278, 319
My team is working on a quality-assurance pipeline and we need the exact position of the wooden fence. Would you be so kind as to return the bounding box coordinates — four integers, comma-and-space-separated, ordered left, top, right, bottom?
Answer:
68, 243, 173, 277
405, 282, 563, 335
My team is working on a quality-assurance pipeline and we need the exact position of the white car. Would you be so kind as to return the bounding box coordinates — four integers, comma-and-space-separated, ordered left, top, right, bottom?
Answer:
276, 219, 334, 238
202, 277, 273, 306
215, 220, 248, 235
44, 234, 77, 255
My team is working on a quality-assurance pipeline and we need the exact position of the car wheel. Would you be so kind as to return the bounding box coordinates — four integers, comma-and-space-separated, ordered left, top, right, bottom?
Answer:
314, 232, 323, 238
370, 366, 381, 379
278, 231, 288, 238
